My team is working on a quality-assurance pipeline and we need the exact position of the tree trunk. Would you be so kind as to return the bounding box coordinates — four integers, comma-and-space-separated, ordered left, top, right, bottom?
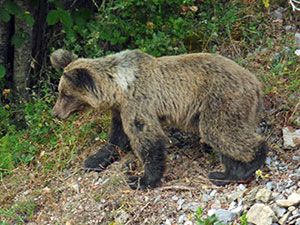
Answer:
13, 0, 33, 99
0, 0, 14, 90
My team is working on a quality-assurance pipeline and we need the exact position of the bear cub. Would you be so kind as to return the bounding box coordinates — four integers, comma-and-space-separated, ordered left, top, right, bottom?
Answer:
50, 49, 268, 189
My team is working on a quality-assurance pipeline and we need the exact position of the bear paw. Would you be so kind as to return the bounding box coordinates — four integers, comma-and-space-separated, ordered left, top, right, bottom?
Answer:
126, 176, 160, 190
84, 147, 117, 172
208, 172, 236, 186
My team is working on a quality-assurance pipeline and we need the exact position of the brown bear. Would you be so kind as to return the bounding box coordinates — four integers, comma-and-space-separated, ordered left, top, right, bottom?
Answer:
50, 49, 268, 189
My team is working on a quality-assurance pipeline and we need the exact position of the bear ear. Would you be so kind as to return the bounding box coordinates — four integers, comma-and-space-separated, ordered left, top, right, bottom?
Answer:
50, 49, 77, 70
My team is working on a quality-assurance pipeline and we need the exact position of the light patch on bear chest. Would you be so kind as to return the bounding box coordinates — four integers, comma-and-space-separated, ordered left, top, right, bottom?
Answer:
115, 65, 136, 90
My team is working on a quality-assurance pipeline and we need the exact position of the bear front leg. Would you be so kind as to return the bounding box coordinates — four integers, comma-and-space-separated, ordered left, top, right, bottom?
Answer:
84, 109, 130, 171
127, 139, 166, 190
121, 110, 168, 190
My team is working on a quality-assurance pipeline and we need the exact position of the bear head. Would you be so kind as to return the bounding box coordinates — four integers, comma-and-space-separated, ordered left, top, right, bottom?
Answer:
50, 49, 99, 119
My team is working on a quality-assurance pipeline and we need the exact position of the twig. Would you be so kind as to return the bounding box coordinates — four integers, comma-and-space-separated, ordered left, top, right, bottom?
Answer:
158, 185, 196, 191
290, 0, 300, 11
125, 202, 151, 225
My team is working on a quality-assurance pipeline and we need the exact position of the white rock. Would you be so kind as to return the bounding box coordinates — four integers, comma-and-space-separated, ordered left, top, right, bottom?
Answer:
182, 202, 201, 212
276, 193, 300, 207
283, 126, 300, 148
256, 188, 272, 203
214, 209, 237, 224
278, 211, 291, 225
247, 203, 277, 225
295, 33, 300, 48
228, 190, 244, 202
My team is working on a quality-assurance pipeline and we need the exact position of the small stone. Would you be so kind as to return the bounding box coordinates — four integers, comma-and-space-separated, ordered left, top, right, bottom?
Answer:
115, 210, 129, 224
273, 8, 283, 20
256, 188, 272, 203
184, 221, 193, 225
211, 200, 221, 209
288, 206, 296, 212
182, 202, 201, 212
230, 205, 244, 217
172, 195, 179, 201
276, 193, 300, 207
72, 183, 80, 193
238, 184, 246, 191
201, 193, 213, 202
266, 157, 272, 166
247, 203, 277, 225
165, 219, 172, 225
178, 213, 186, 224
273, 205, 287, 218
285, 25, 293, 31
153, 196, 161, 204
295, 33, 300, 48
278, 212, 291, 225
210, 190, 217, 197
282, 126, 300, 148
214, 209, 237, 224
208, 209, 217, 217
177, 199, 185, 211
228, 190, 244, 202
266, 182, 276, 191
293, 155, 300, 161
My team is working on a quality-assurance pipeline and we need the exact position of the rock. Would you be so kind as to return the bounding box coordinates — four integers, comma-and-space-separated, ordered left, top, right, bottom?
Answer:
115, 209, 129, 224
278, 212, 291, 225
182, 202, 201, 212
213, 209, 237, 224
210, 190, 217, 197
201, 193, 213, 202
172, 195, 178, 201
295, 33, 300, 48
177, 199, 185, 211
273, 205, 287, 218
247, 203, 277, 225
178, 213, 186, 224
293, 155, 300, 161
211, 200, 221, 209
282, 126, 300, 148
273, 8, 283, 20
165, 219, 172, 225
228, 190, 244, 202
276, 193, 300, 207
238, 184, 246, 191
244, 187, 258, 205
256, 188, 272, 203
230, 205, 244, 217
266, 182, 276, 191
285, 25, 293, 31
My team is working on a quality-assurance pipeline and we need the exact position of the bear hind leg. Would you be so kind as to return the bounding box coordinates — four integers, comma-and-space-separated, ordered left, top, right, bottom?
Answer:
209, 141, 268, 186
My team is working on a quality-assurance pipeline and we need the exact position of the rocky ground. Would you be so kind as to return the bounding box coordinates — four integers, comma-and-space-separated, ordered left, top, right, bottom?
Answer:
5, 128, 300, 225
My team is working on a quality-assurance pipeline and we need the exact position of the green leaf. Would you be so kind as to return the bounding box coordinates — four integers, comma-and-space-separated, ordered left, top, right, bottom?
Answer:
0, 65, 6, 79
46, 10, 60, 25
4, 0, 21, 15
60, 10, 73, 28
0, 8, 11, 22
11, 33, 23, 48
24, 13, 34, 27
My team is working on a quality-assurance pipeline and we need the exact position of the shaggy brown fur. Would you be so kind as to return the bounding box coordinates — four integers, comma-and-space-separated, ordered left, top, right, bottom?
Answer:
50, 49, 268, 189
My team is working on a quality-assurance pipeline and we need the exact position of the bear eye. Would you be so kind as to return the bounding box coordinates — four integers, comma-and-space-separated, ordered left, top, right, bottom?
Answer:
61, 92, 72, 100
